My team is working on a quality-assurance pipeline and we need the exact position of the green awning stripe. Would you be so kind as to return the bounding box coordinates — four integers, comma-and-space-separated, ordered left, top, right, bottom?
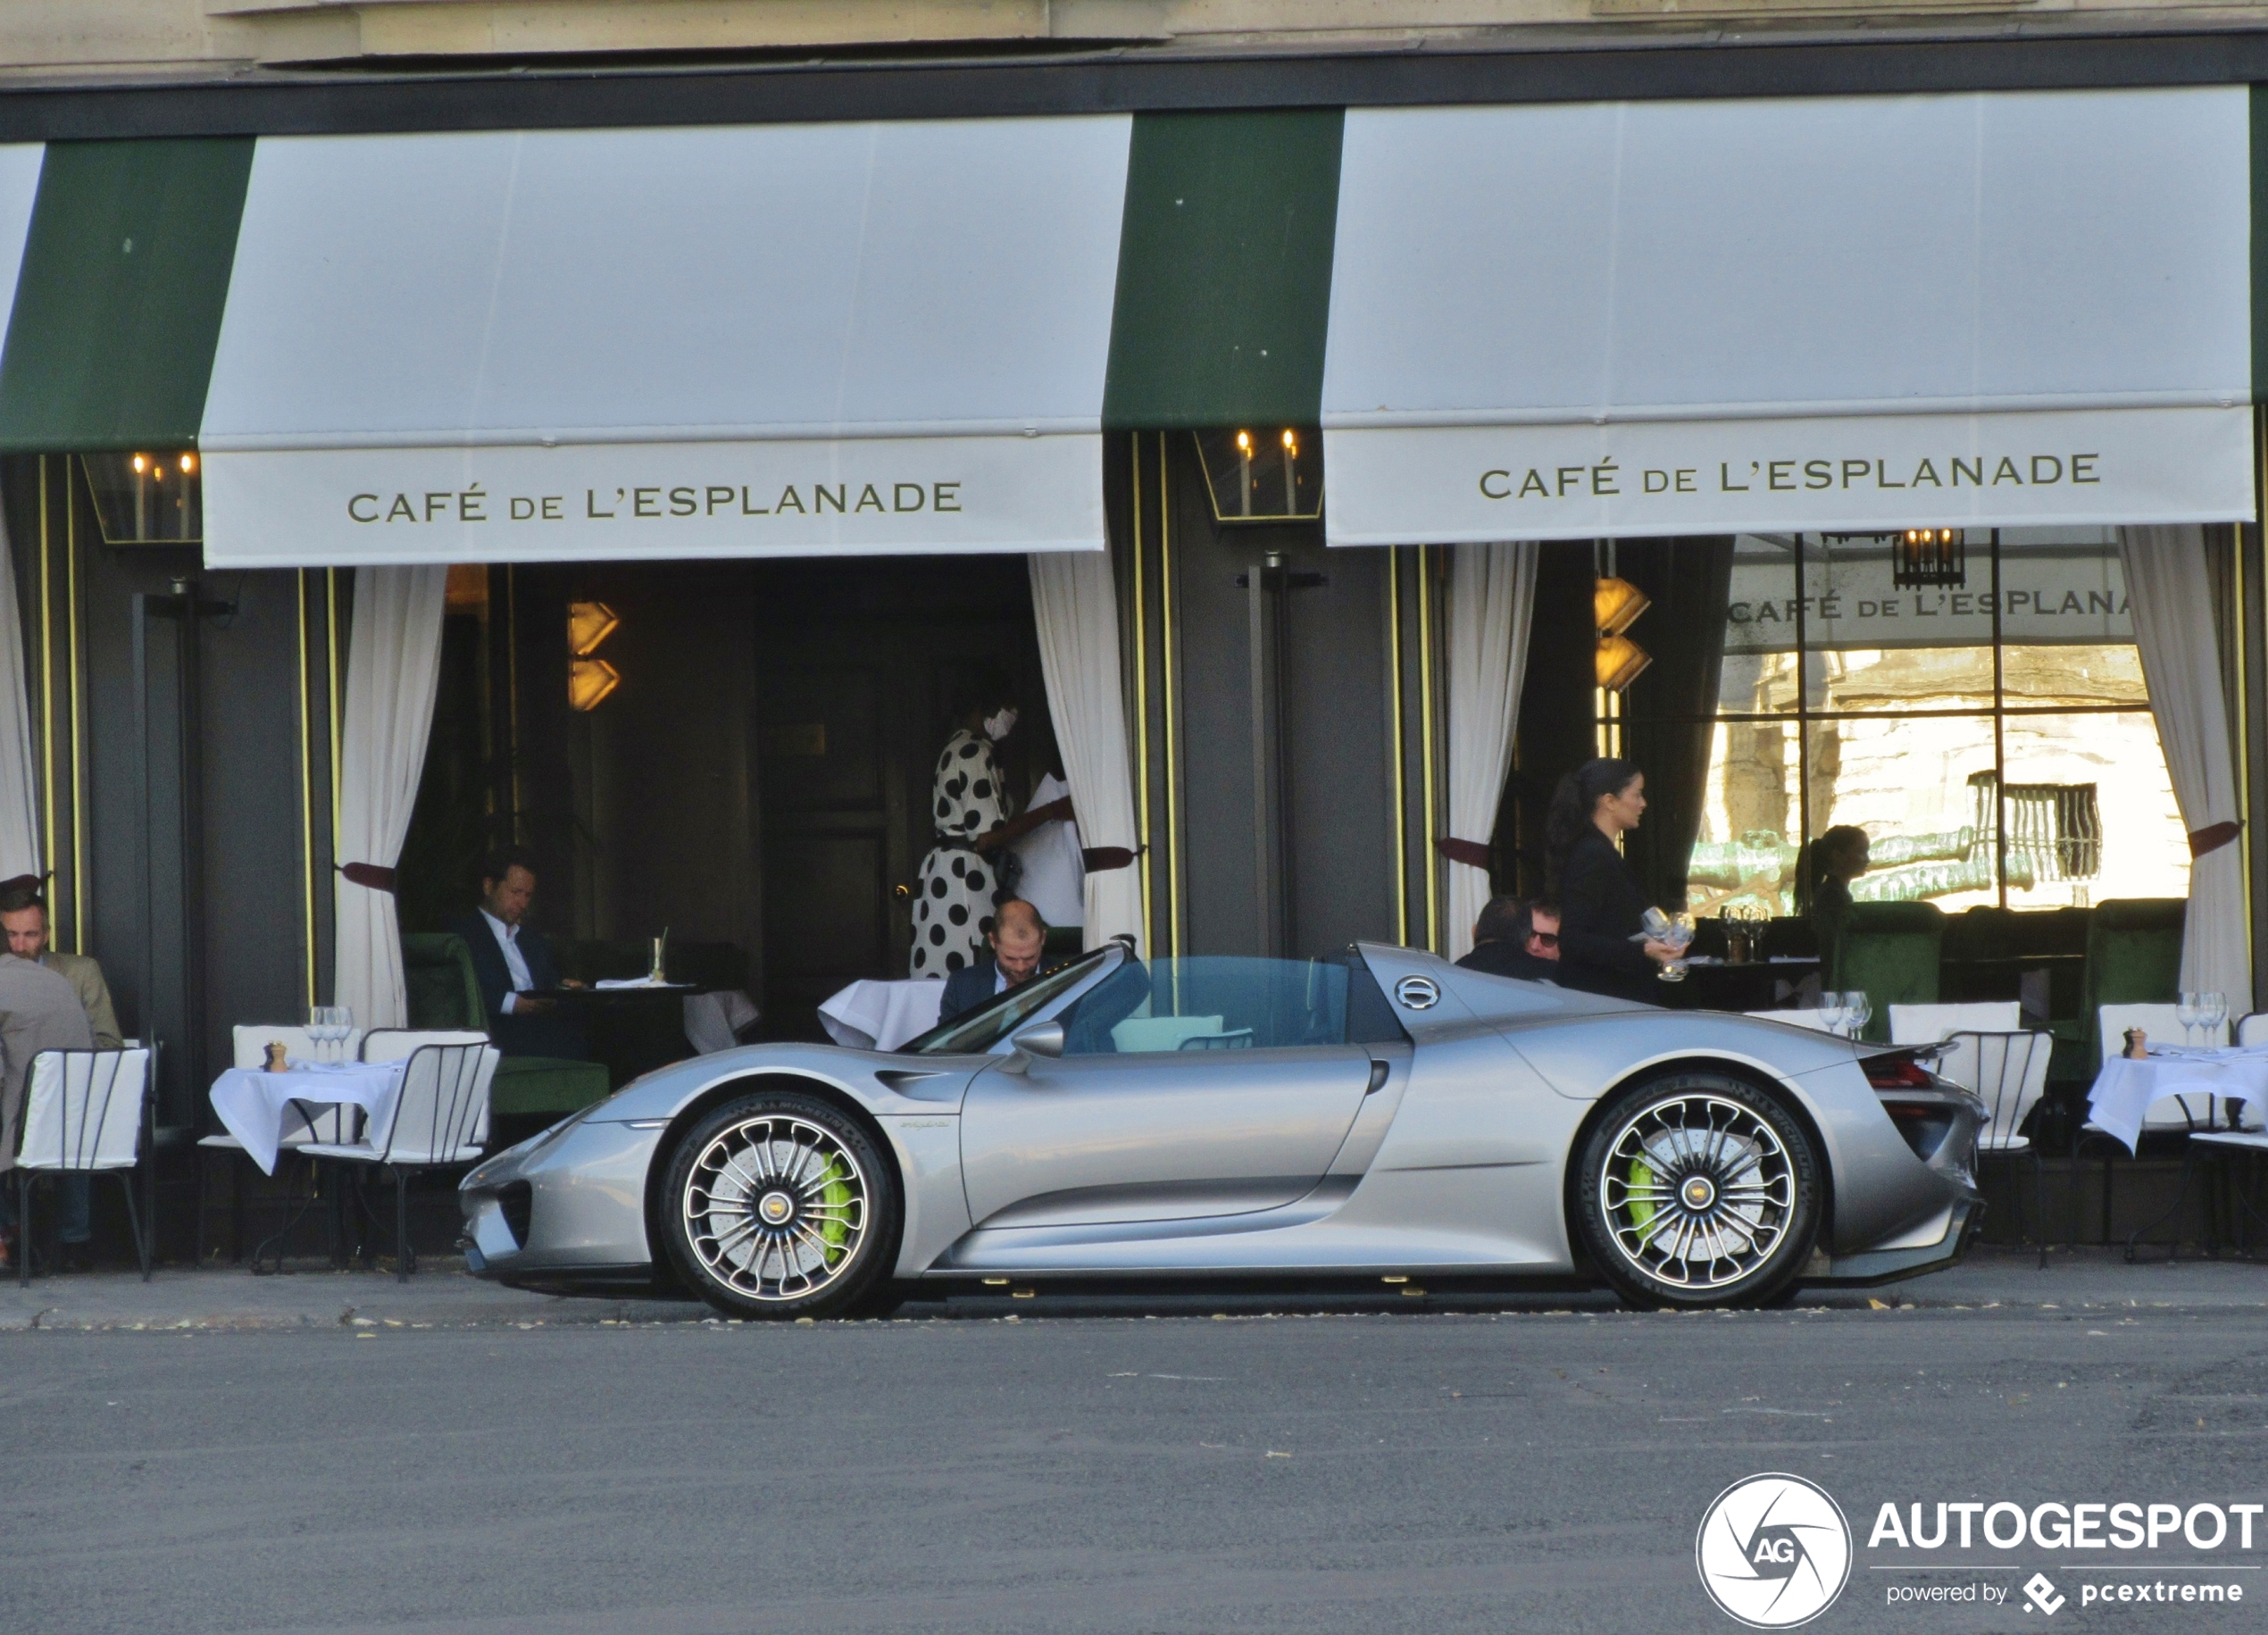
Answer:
0, 138, 253, 453
1102, 109, 1344, 431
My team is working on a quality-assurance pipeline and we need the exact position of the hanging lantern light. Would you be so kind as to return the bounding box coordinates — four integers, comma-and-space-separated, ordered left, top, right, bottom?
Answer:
1893, 528, 1966, 588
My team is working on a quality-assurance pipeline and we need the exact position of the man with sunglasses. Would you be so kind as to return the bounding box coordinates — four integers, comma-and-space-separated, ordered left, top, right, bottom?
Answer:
1457, 896, 1562, 983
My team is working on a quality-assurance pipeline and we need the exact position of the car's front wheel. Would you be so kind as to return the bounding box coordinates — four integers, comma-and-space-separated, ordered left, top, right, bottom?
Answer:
661, 1090, 898, 1319
1574, 1072, 1820, 1310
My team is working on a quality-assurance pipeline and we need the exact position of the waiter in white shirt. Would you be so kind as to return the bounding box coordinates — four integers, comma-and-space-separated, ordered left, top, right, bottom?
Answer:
1009, 764, 1085, 962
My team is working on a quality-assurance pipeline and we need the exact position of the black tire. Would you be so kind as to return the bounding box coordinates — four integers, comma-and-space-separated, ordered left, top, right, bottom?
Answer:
660, 1089, 900, 1320
1574, 1072, 1821, 1311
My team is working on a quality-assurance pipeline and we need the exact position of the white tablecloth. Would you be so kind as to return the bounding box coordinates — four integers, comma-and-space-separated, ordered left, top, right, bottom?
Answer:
209, 1060, 407, 1175
2087, 1046, 2268, 1155
818, 979, 946, 1053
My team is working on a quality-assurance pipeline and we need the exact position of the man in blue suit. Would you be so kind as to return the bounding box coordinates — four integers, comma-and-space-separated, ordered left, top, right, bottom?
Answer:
451, 848, 584, 1058
938, 898, 1048, 1025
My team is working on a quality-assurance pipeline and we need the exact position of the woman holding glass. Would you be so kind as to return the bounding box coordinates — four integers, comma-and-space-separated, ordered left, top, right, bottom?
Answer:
1543, 757, 1682, 1004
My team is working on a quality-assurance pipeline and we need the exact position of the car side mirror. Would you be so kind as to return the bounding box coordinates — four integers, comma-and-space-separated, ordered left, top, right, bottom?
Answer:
1011, 1021, 1065, 1059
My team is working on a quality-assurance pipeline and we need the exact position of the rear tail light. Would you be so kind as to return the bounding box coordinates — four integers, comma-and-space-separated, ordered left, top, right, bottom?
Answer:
1863, 1051, 1936, 1089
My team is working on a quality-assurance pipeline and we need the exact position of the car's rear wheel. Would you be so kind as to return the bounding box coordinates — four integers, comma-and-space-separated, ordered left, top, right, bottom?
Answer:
661, 1090, 898, 1319
1574, 1072, 1820, 1310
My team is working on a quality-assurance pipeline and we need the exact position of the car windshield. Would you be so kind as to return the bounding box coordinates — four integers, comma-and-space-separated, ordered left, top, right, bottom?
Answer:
1055, 956, 1370, 1054
902, 948, 1114, 1055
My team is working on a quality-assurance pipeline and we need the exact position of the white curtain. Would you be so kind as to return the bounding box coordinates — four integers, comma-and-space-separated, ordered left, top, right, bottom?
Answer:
0, 507, 39, 880
2117, 526, 2248, 1001
332, 566, 449, 1029
1443, 541, 1538, 960
1029, 549, 1144, 954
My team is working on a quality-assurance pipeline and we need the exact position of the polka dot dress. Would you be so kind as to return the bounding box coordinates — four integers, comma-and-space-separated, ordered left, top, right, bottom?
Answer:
909, 729, 1013, 976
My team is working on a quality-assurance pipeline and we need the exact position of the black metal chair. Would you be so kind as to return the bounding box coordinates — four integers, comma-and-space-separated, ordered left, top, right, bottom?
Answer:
302, 1039, 496, 1280
1936, 1031, 2053, 1267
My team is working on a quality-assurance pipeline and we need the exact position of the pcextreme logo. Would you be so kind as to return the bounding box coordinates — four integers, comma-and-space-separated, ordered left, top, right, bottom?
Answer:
1697, 1473, 1855, 1629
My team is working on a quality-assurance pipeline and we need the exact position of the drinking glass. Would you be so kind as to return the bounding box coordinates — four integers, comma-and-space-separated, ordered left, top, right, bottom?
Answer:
1841, 991, 1872, 1041
1655, 912, 1695, 983
2177, 992, 2202, 1048
1818, 993, 1848, 1036
2203, 991, 2230, 1048
306, 1005, 325, 1064
334, 1006, 354, 1064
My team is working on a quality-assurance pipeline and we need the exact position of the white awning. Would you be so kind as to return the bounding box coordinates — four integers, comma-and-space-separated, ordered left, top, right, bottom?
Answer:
198, 117, 1132, 566
1322, 88, 2255, 543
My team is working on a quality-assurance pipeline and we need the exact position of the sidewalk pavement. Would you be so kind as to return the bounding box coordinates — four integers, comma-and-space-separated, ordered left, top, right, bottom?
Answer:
0, 1246, 2261, 1331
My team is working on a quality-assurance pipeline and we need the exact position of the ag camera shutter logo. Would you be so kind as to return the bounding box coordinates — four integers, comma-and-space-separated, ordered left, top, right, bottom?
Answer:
1697, 1473, 1853, 1628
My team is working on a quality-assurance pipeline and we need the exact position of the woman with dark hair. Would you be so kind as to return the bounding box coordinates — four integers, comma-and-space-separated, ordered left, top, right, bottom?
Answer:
1804, 824, 1870, 982
1544, 756, 1679, 1003
907, 672, 1071, 976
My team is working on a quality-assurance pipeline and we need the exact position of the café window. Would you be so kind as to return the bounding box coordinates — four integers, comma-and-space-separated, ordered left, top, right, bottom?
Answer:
1611, 531, 2189, 917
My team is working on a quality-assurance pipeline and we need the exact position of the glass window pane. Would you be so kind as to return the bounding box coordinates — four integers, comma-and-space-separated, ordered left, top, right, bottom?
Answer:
1809, 644, 1997, 715
1998, 711, 2187, 908
1722, 536, 1799, 714
1694, 717, 1802, 916
1806, 715, 2003, 911
2000, 643, 2149, 706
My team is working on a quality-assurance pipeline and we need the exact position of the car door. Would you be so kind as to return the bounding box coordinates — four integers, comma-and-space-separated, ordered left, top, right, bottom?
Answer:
958, 956, 1379, 1229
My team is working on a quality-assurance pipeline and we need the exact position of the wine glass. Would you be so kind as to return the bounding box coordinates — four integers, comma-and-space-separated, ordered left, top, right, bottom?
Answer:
1655, 912, 1695, 983
334, 1005, 354, 1064
2176, 992, 2202, 1048
1818, 992, 1848, 1037
2203, 991, 2230, 1048
1842, 991, 1872, 1042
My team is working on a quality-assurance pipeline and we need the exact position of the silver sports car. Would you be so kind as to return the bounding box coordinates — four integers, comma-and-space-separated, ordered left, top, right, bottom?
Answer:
457, 942, 1984, 1316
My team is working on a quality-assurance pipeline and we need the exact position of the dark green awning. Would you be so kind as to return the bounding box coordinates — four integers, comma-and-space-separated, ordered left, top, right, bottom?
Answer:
0, 138, 251, 453
1102, 110, 1342, 432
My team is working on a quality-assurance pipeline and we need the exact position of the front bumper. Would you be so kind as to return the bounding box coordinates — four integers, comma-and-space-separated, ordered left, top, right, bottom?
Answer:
458, 1115, 661, 1288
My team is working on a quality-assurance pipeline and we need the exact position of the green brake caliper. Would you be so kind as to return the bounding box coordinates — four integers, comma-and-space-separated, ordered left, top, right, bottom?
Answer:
817, 1157, 854, 1264
1627, 1157, 1659, 1239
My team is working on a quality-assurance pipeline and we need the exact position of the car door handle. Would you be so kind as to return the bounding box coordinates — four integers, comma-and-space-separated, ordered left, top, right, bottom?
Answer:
1365, 1060, 1390, 1095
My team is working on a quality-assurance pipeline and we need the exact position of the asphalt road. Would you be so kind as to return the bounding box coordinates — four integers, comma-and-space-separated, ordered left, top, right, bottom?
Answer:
6, 1268, 2267, 1635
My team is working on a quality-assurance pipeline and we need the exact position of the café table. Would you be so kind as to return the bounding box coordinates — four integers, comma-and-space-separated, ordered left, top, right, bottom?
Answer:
819, 978, 946, 1052
536, 981, 702, 1086
208, 1058, 408, 1175
1663, 955, 1821, 1013
2086, 1044, 2268, 1155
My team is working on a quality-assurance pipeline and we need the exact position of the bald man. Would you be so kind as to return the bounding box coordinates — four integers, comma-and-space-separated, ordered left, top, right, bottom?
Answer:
937, 898, 1048, 1025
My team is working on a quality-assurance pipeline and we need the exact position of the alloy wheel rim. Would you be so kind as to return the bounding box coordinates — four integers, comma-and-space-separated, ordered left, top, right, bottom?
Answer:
1598, 1092, 1796, 1291
684, 1114, 869, 1302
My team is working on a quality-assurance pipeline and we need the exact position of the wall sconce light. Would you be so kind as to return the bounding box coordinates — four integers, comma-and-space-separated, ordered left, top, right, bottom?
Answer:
569, 658, 620, 712
1893, 528, 1965, 588
1595, 633, 1652, 691
1592, 575, 1650, 636
568, 600, 619, 657
1591, 572, 1652, 692
569, 599, 621, 711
